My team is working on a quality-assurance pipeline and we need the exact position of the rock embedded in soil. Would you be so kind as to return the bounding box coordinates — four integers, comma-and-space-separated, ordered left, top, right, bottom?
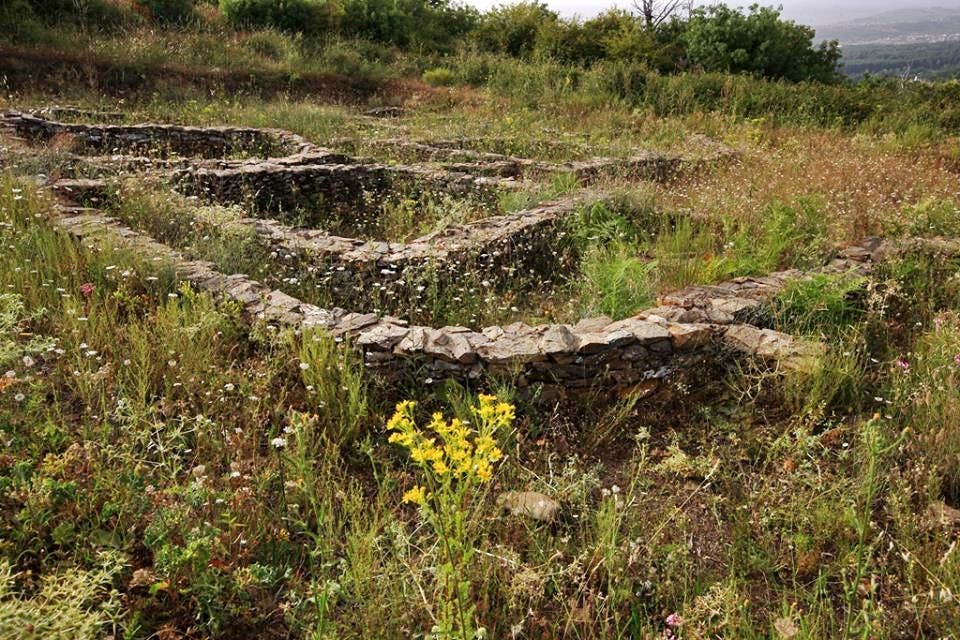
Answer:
497, 491, 561, 521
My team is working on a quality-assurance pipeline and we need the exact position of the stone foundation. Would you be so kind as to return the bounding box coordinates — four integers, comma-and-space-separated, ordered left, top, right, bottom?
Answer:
10, 107, 840, 400
1, 111, 314, 158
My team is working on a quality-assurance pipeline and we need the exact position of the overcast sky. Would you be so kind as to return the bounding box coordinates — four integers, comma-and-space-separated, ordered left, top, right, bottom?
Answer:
461, 1, 960, 26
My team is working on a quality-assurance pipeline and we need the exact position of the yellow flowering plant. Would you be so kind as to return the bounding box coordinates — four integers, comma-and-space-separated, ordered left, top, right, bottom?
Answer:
387, 394, 513, 640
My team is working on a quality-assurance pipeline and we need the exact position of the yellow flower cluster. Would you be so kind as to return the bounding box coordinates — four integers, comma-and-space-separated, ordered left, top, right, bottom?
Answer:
402, 485, 427, 505
388, 394, 511, 490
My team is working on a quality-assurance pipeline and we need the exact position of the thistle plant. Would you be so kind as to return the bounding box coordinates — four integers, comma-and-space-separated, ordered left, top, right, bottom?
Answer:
387, 394, 513, 640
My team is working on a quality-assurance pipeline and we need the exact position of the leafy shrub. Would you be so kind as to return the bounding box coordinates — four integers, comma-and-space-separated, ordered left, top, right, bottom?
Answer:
0, 553, 125, 640
471, 1, 559, 58
686, 4, 841, 82
218, 0, 334, 35
422, 67, 455, 86
136, 0, 196, 23
0, 0, 40, 42
900, 198, 960, 237
243, 28, 300, 61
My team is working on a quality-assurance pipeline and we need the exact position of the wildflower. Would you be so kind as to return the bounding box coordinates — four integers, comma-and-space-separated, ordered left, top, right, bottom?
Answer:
21, 355, 34, 368
402, 485, 427, 505
299, 362, 310, 370
270, 436, 287, 449
896, 357, 910, 371
14, 393, 25, 402
79, 282, 95, 298
954, 352, 960, 366
474, 459, 493, 482
665, 613, 681, 627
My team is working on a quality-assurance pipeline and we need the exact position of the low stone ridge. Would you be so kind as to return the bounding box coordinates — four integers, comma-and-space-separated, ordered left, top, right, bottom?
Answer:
47, 196, 819, 397
0, 111, 314, 159
15, 108, 871, 399
28, 106, 125, 122
241, 194, 586, 285
641, 257, 872, 326
173, 161, 512, 230
52, 178, 587, 314
333, 137, 733, 184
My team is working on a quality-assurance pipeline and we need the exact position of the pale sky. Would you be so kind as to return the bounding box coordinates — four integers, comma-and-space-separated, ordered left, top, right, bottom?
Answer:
461, 1, 960, 26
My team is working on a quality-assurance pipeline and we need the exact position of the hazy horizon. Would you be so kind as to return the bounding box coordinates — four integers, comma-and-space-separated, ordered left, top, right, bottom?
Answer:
461, 1, 960, 26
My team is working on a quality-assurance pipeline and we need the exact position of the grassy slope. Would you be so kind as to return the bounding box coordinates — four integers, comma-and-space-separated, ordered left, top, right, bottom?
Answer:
2, 29, 960, 640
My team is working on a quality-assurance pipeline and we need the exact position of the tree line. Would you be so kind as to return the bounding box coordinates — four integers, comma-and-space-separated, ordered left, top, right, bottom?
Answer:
5, 0, 842, 82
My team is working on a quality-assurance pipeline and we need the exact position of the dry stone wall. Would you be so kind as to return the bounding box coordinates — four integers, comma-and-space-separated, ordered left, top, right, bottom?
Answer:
1, 111, 314, 158
333, 136, 732, 184
47, 199, 831, 398
8, 107, 842, 399
173, 161, 509, 230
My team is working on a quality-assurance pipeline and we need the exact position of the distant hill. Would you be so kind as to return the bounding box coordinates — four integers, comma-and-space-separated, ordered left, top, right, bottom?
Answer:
815, 7, 960, 45
841, 40, 960, 79
812, 7, 960, 79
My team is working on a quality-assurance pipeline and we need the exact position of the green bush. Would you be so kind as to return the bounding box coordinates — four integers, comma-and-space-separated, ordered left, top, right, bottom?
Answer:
218, 0, 334, 35
4, 0, 135, 33
243, 29, 300, 61
686, 4, 841, 82
471, 1, 558, 58
136, 0, 197, 23
422, 67, 455, 86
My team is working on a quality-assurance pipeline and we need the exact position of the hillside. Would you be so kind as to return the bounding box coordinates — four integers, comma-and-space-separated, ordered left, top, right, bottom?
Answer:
842, 39, 960, 78
2, 4, 960, 640
817, 7, 960, 44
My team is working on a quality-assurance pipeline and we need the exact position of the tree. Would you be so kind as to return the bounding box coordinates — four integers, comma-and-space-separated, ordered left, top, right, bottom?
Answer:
632, 0, 684, 30
685, 4, 841, 82
471, 1, 559, 58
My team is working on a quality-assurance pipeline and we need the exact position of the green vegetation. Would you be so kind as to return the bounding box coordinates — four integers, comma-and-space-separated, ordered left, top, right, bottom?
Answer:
3, 0, 841, 82
3, 3, 960, 637
842, 40, 960, 80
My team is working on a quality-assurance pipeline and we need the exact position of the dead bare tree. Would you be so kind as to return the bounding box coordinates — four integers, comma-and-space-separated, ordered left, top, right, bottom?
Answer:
633, 0, 685, 29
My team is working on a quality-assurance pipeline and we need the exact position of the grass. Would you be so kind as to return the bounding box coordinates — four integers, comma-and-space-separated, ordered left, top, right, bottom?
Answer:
3, 39, 960, 638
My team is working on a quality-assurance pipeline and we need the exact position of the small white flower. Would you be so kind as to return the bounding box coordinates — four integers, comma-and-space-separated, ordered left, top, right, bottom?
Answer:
271, 436, 287, 449
14, 393, 25, 402
299, 362, 310, 370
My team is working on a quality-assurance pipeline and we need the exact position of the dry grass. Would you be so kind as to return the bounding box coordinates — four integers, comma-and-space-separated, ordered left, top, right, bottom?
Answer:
657, 128, 960, 243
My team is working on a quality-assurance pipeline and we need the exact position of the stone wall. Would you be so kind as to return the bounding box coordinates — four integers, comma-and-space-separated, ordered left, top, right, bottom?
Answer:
17, 108, 835, 401
332, 136, 734, 184
174, 161, 511, 234
48, 200, 825, 399
1, 111, 314, 158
